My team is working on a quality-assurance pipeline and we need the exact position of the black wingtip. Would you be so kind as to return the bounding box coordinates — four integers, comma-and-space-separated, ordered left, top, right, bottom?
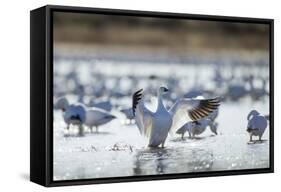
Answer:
188, 96, 221, 121
132, 89, 143, 116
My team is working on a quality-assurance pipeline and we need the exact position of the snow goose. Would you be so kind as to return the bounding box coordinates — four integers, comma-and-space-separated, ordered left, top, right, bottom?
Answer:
212, 68, 224, 88
88, 100, 113, 112
186, 120, 209, 139
55, 97, 86, 136
176, 118, 217, 139
247, 110, 268, 142
176, 121, 195, 139
248, 76, 268, 101
133, 87, 220, 147
120, 108, 134, 124
84, 107, 116, 133
227, 83, 247, 101
56, 97, 116, 134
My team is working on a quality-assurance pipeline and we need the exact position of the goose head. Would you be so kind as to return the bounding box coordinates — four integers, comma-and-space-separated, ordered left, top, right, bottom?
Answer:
158, 86, 169, 95
55, 97, 69, 112
108, 114, 117, 120
247, 110, 260, 120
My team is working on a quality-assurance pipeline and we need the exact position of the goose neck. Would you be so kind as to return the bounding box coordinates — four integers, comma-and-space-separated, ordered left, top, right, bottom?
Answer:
157, 94, 165, 111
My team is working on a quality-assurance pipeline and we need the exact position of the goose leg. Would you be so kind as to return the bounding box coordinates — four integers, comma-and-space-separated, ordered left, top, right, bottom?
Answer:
259, 135, 262, 141
90, 126, 93, 133
249, 134, 253, 142
96, 126, 99, 133
66, 124, 70, 131
181, 133, 184, 140
78, 124, 84, 136
64, 124, 70, 136
192, 133, 195, 139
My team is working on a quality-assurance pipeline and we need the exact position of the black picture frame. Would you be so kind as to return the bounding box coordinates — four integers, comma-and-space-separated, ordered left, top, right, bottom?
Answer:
30, 5, 274, 187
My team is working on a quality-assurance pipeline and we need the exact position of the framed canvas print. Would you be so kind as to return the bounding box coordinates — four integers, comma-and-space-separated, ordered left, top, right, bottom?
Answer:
30, 5, 274, 187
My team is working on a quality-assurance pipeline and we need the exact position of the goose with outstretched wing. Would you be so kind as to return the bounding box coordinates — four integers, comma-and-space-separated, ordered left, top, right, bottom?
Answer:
132, 87, 220, 148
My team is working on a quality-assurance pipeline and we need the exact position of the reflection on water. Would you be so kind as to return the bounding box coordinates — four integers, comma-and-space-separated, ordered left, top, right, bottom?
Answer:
133, 147, 214, 175
133, 148, 169, 175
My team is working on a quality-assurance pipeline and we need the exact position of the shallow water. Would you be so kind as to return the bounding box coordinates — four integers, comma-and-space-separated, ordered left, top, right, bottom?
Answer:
53, 100, 269, 180
53, 56, 270, 180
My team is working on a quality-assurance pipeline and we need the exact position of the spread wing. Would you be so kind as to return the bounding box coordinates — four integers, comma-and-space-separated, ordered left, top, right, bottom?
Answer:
169, 97, 220, 134
132, 89, 154, 138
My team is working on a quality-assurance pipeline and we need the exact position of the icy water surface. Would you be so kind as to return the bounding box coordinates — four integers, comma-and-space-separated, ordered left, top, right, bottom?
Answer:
53, 100, 269, 180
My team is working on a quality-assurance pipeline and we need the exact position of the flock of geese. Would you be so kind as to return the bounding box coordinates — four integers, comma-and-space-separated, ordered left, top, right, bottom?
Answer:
54, 64, 269, 106
55, 86, 269, 147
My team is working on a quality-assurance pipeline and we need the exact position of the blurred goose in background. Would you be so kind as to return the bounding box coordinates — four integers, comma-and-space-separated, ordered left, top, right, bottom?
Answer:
76, 85, 85, 103
85, 107, 116, 133
247, 110, 268, 142
248, 76, 268, 101
212, 67, 224, 88
120, 108, 134, 124
183, 87, 203, 99
227, 82, 247, 101
56, 97, 116, 134
132, 87, 220, 147
55, 97, 86, 136
183, 73, 204, 98
88, 100, 113, 112
224, 69, 247, 101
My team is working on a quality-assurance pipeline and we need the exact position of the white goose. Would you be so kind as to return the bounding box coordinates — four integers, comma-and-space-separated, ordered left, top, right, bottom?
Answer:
85, 107, 116, 133
55, 97, 116, 134
248, 76, 267, 101
55, 97, 86, 136
247, 110, 268, 142
120, 108, 134, 124
133, 87, 220, 147
88, 100, 113, 112
176, 121, 195, 139
176, 118, 218, 139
